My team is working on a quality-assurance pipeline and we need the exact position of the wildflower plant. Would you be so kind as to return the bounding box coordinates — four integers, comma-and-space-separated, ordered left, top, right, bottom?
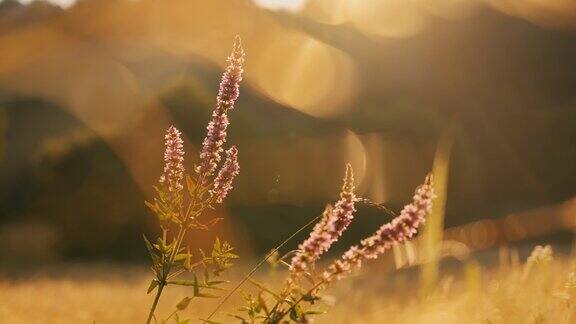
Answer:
143, 36, 244, 324
223, 165, 435, 323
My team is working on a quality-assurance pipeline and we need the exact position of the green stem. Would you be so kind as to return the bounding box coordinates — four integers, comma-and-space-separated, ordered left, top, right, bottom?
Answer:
146, 225, 187, 324
146, 174, 208, 323
147, 282, 165, 324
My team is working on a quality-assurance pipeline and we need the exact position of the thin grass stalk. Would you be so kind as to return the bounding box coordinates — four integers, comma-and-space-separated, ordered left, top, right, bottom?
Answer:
205, 213, 324, 320
419, 133, 452, 298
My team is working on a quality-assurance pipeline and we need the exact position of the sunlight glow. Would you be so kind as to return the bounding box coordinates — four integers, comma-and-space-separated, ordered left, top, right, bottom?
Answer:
252, 0, 308, 12
253, 34, 358, 118
17, 0, 76, 9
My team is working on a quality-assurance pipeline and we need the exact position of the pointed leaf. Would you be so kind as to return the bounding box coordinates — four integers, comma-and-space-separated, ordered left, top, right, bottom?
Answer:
144, 200, 158, 213
174, 253, 190, 262
304, 310, 326, 315
143, 235, 161, 259
147, 279, 159, 294
166, 280, 225, 290
290, 304, 303, 321
176, 296, 192, 311
195, 292, 220, 298
177, 317, 190, 324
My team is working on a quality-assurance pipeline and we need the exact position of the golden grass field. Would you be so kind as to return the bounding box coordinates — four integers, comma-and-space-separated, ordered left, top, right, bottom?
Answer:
1, 245, 575, 324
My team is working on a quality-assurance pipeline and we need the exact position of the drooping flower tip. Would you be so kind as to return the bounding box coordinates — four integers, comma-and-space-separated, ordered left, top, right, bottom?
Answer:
211, 146, 240, 204
159, 125, 185, 193
289, 164, 357, 276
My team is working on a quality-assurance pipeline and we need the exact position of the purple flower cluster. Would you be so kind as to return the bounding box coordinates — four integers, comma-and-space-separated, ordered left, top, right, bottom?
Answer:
217, 36, 244, 112
323, 174, 434, 283
196, 36, 245, 178
159, 125, 185, 193
211, 146, 240, 204
289, 164, 356, 275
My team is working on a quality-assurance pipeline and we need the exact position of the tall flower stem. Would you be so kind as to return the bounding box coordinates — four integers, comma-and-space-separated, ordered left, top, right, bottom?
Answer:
146, 225, 188, 324
146, 283, 165, 324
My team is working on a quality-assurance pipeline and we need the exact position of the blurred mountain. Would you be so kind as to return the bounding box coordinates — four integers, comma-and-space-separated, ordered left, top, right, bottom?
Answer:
0, 0, 63, 32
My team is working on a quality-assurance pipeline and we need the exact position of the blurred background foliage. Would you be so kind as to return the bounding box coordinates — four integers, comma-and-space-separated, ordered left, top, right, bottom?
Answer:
0, 0, 575, 264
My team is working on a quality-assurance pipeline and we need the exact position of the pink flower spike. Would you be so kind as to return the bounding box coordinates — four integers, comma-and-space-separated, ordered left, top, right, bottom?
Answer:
217, 35, 245, 112
196, 36, 245, 178
211, 146, 240, 204
289, 164, 356, 276
159, 125, 185, 193
323, 174, 435, 284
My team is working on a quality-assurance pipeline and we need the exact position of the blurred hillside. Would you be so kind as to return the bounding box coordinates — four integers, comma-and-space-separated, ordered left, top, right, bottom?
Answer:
0, 0, 575, 262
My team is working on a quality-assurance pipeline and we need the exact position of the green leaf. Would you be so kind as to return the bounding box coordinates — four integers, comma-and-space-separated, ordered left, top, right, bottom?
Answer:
156, 237, 167, 252
144, 200, 158, 213
197, 292, 220, 298
302, 293, 321, 303
175, 313, 190, 324
194, 274, 220, 298
166, 280, 225, 290
143, 235, 161, 260
174, 253, 190, 262
304, 310, 326, 315
176, 297, 192, 311
289, 304, 303, 322
222, 252, 239, 259
147, 279, 159, 294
